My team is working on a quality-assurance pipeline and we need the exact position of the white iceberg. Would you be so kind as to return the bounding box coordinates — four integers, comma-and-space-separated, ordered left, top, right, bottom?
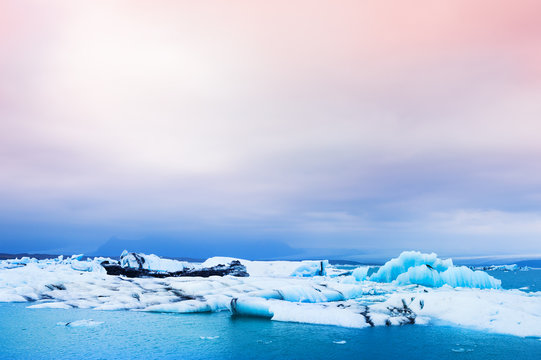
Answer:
120, 250, 187, 272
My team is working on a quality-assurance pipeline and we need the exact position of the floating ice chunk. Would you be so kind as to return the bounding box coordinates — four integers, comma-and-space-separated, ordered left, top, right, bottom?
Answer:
120, 250, 187, 272
70, 260, 93, 272
28, 302, 72, 309
231, 297, 274, 318
57, 319, 104, 327
333, 340, 346, 344
291, 260, 328, 277
351, 266, 369, 281
143, 299, 226, 314
370, 251, 453, 283
200, 336, 220, 340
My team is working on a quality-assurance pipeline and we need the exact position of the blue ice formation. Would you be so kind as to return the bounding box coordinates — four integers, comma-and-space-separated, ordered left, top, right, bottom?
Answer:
351, 266, 369, 281
370, 251, 501, 289
291, 260, 329, 277
370, 251, 452, 283
70, 260, 93, 272
394, 264, 501, 289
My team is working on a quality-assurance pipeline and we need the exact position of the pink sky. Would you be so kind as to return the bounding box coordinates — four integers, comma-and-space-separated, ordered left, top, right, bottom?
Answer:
1, 1, 541, 257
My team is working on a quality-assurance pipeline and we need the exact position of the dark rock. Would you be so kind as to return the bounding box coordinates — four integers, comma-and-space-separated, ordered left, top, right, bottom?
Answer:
101, 259, 249, 278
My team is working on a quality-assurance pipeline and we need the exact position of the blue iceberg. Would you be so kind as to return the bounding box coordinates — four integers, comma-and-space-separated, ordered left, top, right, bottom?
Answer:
370, 251, 501, 289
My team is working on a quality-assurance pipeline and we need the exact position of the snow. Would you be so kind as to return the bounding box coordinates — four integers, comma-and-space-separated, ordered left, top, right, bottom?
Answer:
0, 250, 539, 338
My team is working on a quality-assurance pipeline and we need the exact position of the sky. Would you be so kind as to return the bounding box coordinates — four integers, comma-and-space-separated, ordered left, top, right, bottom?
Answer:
1, 1, 541, 260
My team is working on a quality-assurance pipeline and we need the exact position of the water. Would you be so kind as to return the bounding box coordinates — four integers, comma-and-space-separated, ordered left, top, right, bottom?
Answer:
1, 302, 540, 360
488, 269, 541, 292
1, 270, 540, 359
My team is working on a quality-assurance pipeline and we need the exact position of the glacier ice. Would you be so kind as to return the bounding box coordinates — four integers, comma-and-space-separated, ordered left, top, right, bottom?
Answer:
393, 264, 501, 289
370, 251, 453, 283
369, 251, 500, 289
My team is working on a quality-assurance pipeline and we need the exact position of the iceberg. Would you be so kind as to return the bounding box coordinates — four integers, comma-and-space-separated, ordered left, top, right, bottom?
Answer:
120, 250, 187, 272
103, 251, 249, 278
290, 260, 328, 277
394, 265, 501, 289
370, 251, 452, 283
352, 266, 370, 281
370, 251, 500, 289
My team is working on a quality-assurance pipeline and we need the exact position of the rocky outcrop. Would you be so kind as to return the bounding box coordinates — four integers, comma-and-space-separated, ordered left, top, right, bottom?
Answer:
101, 259, 249, 278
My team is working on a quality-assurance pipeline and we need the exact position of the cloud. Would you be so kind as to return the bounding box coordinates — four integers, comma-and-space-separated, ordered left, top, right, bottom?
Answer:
1, 1, 541, 256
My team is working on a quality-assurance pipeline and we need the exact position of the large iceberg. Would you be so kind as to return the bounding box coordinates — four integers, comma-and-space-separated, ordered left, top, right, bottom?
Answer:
369, 251, 501, 289
105, 251, 248, 278
394, 264, 501, 289
370, 251, 452, 282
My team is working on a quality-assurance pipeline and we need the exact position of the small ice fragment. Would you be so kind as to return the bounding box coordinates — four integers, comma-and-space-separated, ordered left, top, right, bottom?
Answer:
57, 319, 103, 327
451, 348, 465, 353
333, 340, 346, 344
200, 336, 220, 340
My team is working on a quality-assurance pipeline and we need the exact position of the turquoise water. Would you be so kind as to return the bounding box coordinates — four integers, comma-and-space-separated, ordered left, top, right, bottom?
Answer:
488, 269, 540, 292
1, 270, 540, 359
1, 302, 540, 360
